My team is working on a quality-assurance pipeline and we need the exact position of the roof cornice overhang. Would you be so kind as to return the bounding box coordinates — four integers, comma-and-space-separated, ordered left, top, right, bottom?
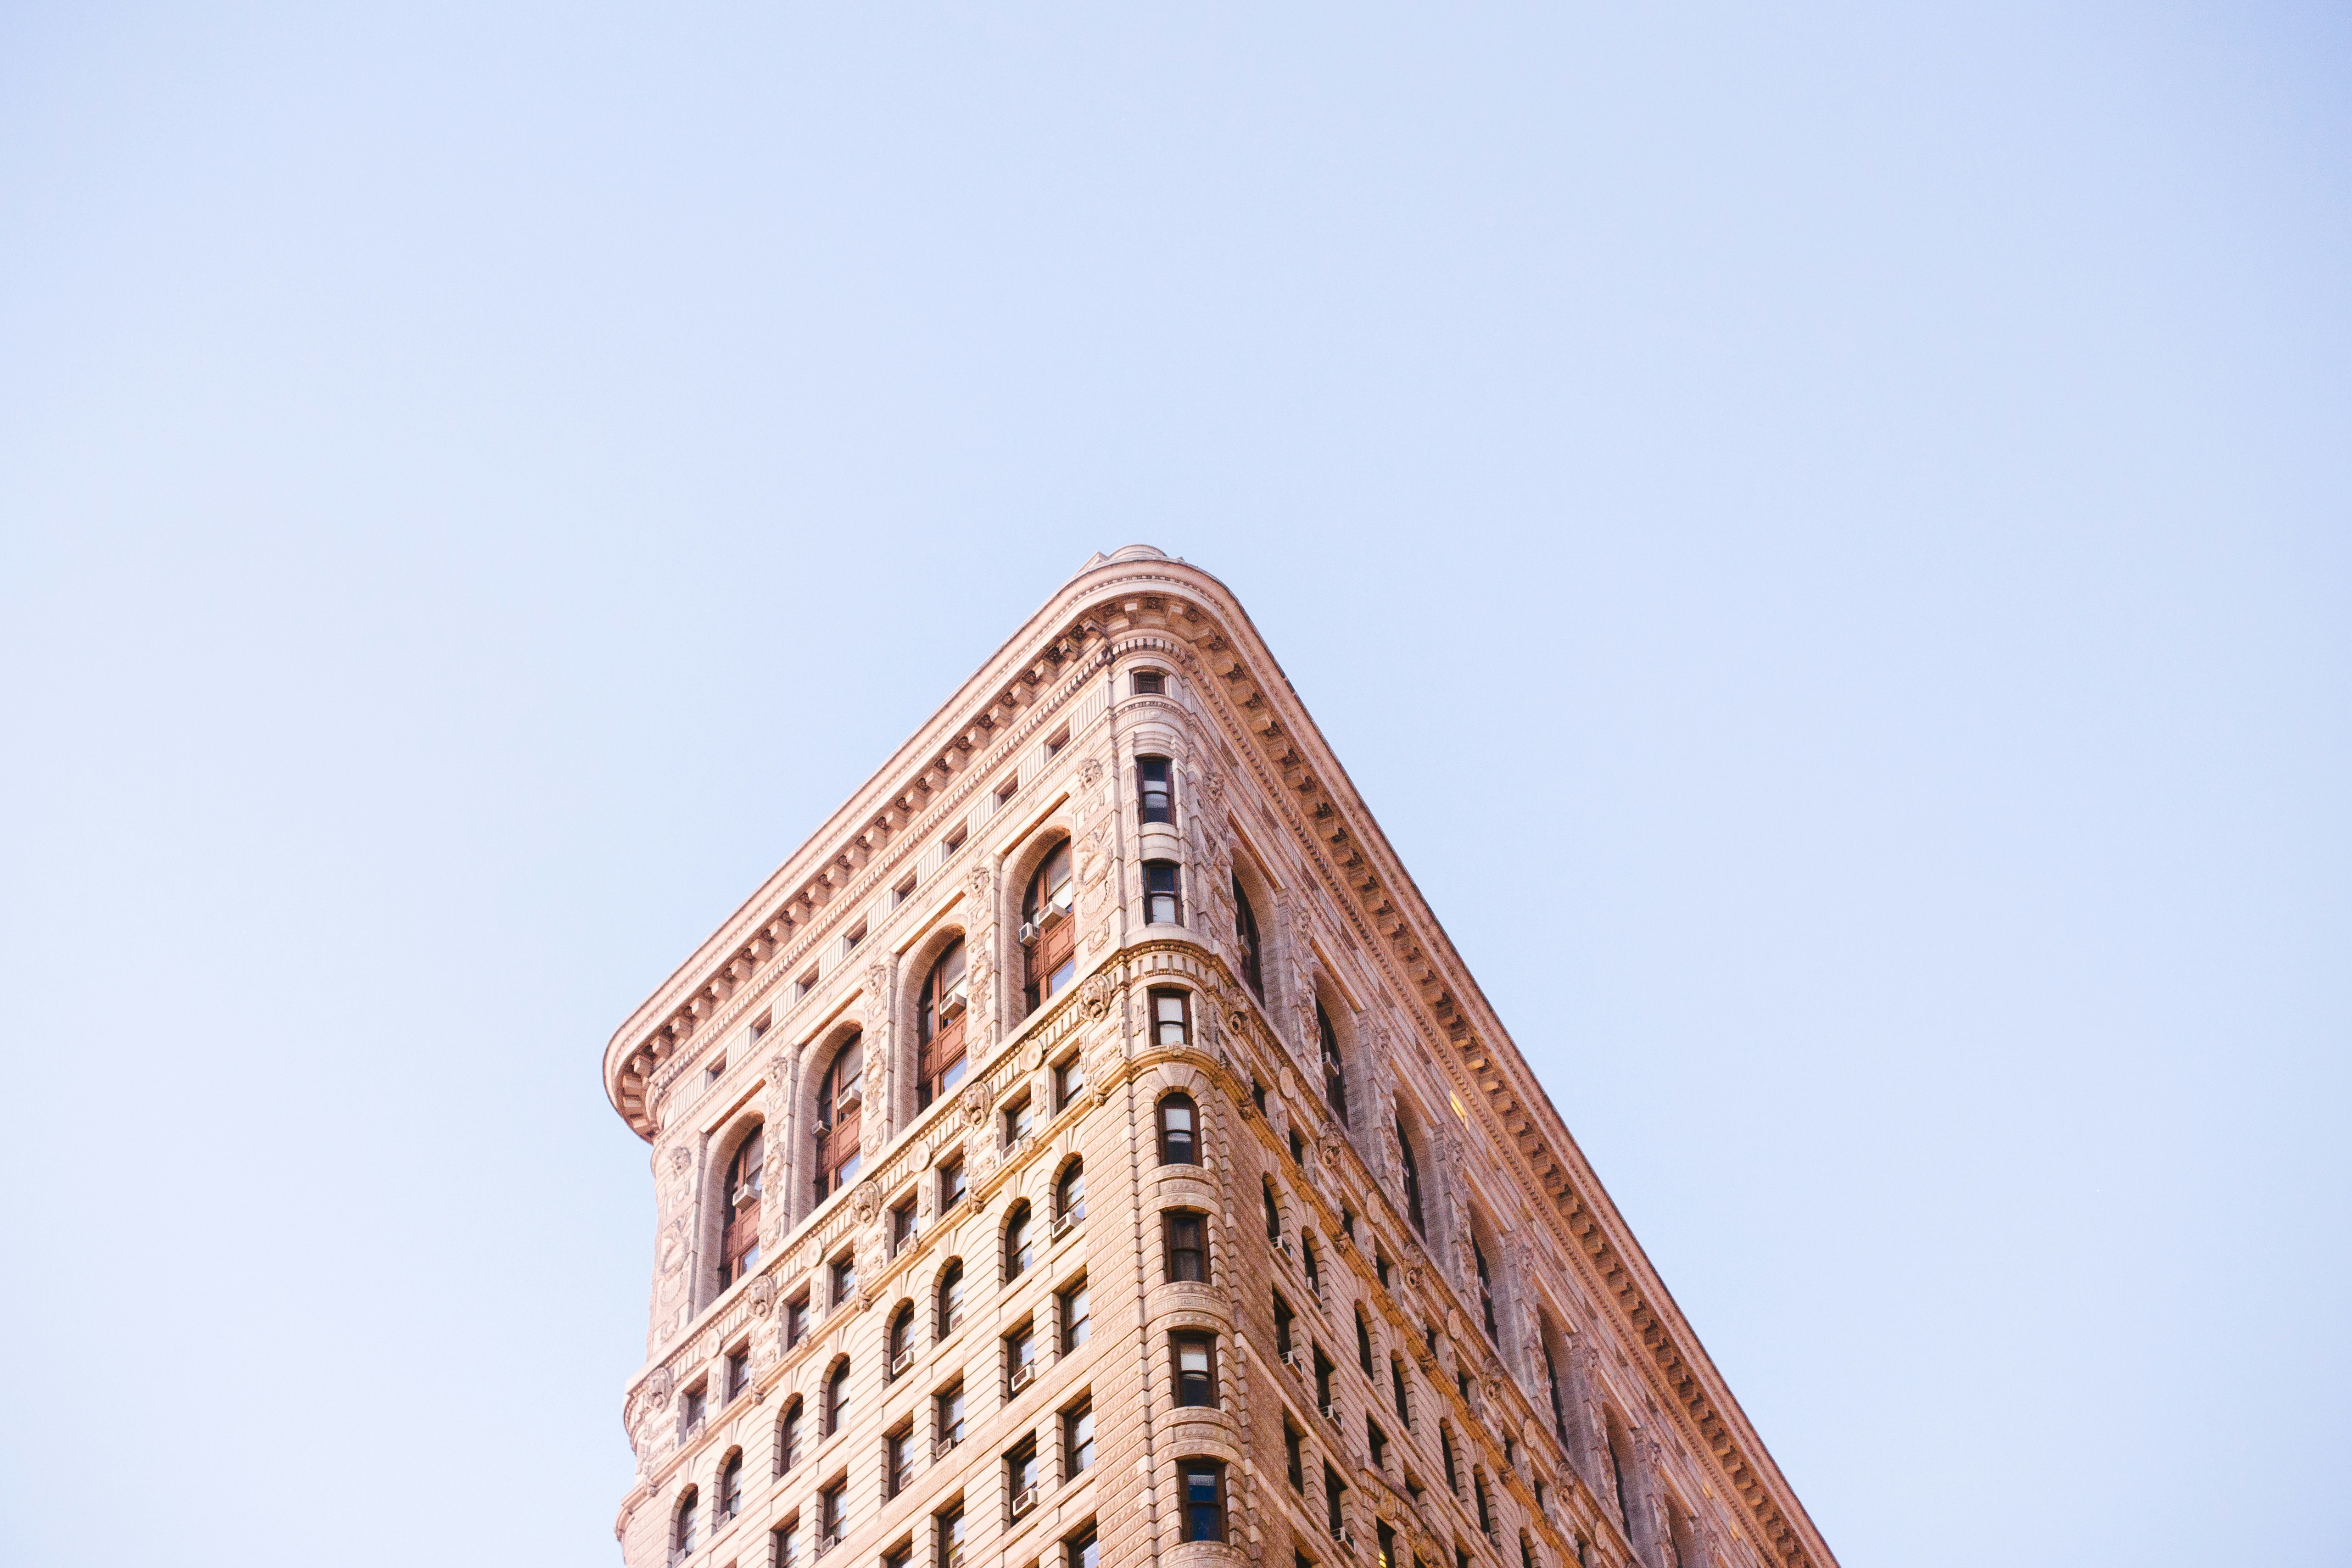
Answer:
599, 546, 1838, 1568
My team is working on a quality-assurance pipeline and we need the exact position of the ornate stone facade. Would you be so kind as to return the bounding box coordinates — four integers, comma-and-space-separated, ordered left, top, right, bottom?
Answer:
603, 547, 1837, 1568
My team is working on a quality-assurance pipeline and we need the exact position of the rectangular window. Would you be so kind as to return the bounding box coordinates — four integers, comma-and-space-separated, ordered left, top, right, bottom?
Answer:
885, 1544, 913, 1568
1132, 670, 1166, 696
1064, 1399, 1095, 1476
945, 825, 969, 854
1369, 1418, 1388, 1471
939, 1156, 967, 1212
831, 1255, 857, 1309
1045, 726, 1071, 760
893, 1199, 921, 1256
936, 1506, 965, 1568
1067, 1526, 1099, 1568
726, 1349, 751, 1402
821, 1480, 847, 1544
1380, 1523, 1398, 1568
844, 920, 866, 951
1007, 1436, 1041, 1518
893, 874, 918, 910
1180, 1460, 1225, 1543
1060, 1278, 1092, 1351
1144, 860, 1183, 925
1324, 1464, 1346, 1540
1006, 1322, 1038, 1392
936, 1384, 966, 1453
1172, 1333, 1217, 1407
1054, 1053, 1086, 1110
996, 775, 1020, 806
1150, 988, 1190, 1047
1004, 1092, 1035, 1146
1285, 1420, 1306, 1490
887, 1428, 914, 1497
798, 968, 819, 1000
1137, 755, 1174, 824
1164, 1211, 1207, 1283
1315, 1350, 1336, 1414
705, 1055, 727, 1085
1441, 1424, 1458, 1491
682, 1382, 707, 1433
774, 1519, 802, 1568
1275, 1292, 1295, 1357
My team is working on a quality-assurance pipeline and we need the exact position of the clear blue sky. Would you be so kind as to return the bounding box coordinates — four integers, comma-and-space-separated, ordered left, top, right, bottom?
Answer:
2, 6, 2345, 1566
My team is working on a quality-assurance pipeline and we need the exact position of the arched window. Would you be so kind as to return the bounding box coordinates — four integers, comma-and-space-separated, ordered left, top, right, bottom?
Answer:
1318, 1001, 1347, 1121
1355, 1308, 1376, 1374
888, 1303, 916, 1370
1232, 875, 1263, 997
937, 1260, 965, 1336
1396, 1115, 1426, 1237
719, 1451, 744, 1519
1056, 1161, 1087, 1223
1604, 1408, 1637, 1527
916, 937, 969, 1109
1302, 1233, 1322, 1295
1138, 755, 1174, 824
1474, 1237, 1499, 1342
1263, 1179, 1280, 1241
1022, 839, 1078, 1014
813, 1034, 864, 1203
1156, 1093, 1197, 1165
674, 1487, 700, 1554
718, 1124, 765, 1289
823, 1359, 850, 1435
1005, 1201, 1035, 1280
777, 1398, 803, 1474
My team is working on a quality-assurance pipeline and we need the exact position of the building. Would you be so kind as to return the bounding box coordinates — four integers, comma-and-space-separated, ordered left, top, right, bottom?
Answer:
603, 546, 1837, 1568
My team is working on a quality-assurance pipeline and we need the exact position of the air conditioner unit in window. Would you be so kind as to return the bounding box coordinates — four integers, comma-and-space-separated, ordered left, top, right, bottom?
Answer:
1279, 1238, 1297, 1260
1280, 1347, 1308, 1372
1049, 1211, 1077, 1240
889, 1349, 914, 1379
1018, 921, 1038, 943
1009, 1363, 1037, 1394
835, 1084, 862, 1111
1037, 904, 1067, 930
1320, 1402, 1343, 1427
734, 1183, 761, 1206
1011, 1484, 1039, 1519
939, 992, 967, 1021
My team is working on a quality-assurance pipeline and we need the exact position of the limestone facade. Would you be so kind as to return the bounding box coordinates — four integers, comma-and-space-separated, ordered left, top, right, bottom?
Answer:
602, 546, 1838, 1568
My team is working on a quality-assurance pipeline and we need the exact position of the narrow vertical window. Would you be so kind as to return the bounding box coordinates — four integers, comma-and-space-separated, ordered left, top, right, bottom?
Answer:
1543, 1337, 1566, 1442
1232, 874, 1263, 996
1151, 987, 1192, 1047
778, 1399, 803, 1473
1056, 1161, 1087, 1223
824, 1359, 851, 1435
937, 1261, 965, 1336
937, 1383, 967, 1451
1392, 1358, 1412, 1426
1397, 1116, 1426, 1237
1008, 1435, 1042, 1515
888, 1304, 916, 1373
1285, 1420, 1305, 1489
1060, 1277, 1092, 1350
719, 1125, 765, 1289
1068, 1526, 1100, 1568
814, 1034, 864, 1202
939, 1155, 967, 1212
937, 1505, 965, 1568
1318, 1002, 1347, 1121
819, 1480, 845, 1544
1005, 1202, 1035, 1280
1138, 755, 1174, 824
1156, 1093, 1197, 1165
1181, 1461, 1226, 1543
1324, 1462, 1346, 1540
675, 1487, 701, 1555
1356, 1309, 1375, 1375
1144, 859, 1183, 924
720, 1451, 744, 1519
1172, 1333, 1217, 1406
1164, 1211, 1208, 1283
1265, 1180, 1282, 1241
916, 937, 969, 1108
1064, 1399, 1096, 1475
1474, 1238, 1498, 1342
1022, 839, 1078, 1014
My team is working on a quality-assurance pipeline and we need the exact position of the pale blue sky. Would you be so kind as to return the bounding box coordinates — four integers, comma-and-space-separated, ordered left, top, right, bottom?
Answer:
2, 6, 2346, 1567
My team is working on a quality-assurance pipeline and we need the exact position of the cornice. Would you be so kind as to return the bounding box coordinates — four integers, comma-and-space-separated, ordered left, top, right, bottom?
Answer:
602, 547, 1834, 1568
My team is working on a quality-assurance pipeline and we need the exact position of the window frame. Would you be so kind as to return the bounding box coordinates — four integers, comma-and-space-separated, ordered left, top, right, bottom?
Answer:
1179, 1458, 1227, 1543
1143, 859, 1184, 925
1156, 1091, 1198, 1166
1163, 1209, 1209, 1283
